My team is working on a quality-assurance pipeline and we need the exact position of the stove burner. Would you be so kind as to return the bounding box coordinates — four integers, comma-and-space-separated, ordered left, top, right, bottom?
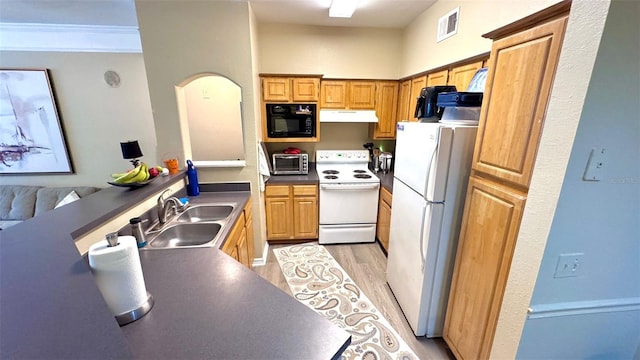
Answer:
322, 170, 339, 175
324, 175, 338, 180
353, 170, 367, 173
354, 174, 372, 179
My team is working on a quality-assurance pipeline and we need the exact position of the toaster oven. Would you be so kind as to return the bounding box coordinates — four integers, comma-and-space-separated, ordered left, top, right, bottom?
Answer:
272, 153, 309, 175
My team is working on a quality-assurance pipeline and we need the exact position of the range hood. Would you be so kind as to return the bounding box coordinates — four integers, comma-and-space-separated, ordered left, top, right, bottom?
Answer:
319, 109, 379, 123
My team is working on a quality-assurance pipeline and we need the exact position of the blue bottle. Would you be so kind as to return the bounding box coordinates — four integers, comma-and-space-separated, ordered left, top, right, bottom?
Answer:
186, 160, 200, 196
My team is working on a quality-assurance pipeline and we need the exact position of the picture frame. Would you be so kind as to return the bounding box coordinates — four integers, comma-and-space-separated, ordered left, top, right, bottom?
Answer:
0, 68, 74, 174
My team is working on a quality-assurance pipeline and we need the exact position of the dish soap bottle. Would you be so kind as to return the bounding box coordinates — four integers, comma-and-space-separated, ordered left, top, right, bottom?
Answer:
186, 160, 200, 196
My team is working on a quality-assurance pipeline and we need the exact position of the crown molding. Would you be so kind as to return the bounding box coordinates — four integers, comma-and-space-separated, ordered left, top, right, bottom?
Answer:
0, 23, 142, 53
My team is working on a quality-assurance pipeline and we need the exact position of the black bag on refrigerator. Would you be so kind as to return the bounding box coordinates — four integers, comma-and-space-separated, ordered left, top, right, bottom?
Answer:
436, 92, 484, 107
414, 86, 457, 121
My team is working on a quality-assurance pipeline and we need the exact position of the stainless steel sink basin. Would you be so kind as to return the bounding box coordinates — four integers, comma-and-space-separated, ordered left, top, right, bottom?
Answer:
176, 205, 234, 223
149, 223, 221, 248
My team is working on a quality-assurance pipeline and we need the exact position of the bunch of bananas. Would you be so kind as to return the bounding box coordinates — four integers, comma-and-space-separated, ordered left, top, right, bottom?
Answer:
111, 163, 151, 184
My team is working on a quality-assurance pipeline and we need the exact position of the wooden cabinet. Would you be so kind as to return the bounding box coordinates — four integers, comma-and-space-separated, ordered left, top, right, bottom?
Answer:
262, 76, 319, 102
396, 79, 412, 122
472, 17, 567, 189
348, 81, 376, 109
448, 61, 483, 91
320, 80, 376, 109
375, 186, 392, 251
444, 177, 526, 360
372, 81, 399, 139
265, 184, 318, 241
426, 69, 449, 86
443, 9, 569, 360
222, 199, 254, 269
408, 75, 426, 121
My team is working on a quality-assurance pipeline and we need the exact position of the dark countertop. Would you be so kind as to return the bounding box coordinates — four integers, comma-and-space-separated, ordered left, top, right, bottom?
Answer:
0, 174, 350, 359
373, 169, 394, 193
123, 248, 350, 359
267, 166, 319, 184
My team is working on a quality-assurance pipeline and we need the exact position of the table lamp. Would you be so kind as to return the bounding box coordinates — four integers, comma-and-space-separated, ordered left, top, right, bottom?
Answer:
120, 140, 143, 168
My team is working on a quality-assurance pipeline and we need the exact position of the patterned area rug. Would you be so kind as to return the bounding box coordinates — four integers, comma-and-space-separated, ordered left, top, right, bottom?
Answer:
274, 244, 418, 360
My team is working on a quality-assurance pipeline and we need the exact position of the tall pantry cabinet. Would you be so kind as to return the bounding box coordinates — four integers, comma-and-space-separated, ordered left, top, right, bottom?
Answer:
443, 3, 570, 360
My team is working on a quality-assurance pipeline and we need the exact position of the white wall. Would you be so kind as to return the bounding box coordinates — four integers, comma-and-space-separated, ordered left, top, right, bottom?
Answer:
514, 1, 640, 357
135, 0, 266, 260
0, 52, 157, 187
401, 0, 561, 77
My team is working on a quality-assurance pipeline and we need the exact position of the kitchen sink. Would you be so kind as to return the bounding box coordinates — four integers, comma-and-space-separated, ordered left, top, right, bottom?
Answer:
176, 205, 234, 223
149, 223, 222, 248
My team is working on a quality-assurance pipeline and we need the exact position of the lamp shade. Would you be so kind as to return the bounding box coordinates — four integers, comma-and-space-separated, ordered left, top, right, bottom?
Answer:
120, 141, 143, 159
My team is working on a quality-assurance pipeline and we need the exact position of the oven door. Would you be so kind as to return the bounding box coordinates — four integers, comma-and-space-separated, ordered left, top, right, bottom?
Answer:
319, 182, 380, 224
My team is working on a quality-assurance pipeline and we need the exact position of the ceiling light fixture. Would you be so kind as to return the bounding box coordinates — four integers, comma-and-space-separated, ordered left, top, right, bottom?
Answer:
329, 0, 358, 18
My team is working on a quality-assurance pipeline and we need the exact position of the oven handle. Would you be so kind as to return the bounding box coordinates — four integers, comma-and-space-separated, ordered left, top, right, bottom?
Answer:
320, 183, 380, 191
277, 155, 300, 160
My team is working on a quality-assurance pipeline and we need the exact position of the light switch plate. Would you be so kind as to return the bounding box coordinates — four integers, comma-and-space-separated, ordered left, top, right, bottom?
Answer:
583, 148, 606, 181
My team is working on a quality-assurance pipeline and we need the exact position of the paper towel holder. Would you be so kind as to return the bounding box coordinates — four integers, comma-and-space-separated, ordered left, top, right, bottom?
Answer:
115, 292, 154, 326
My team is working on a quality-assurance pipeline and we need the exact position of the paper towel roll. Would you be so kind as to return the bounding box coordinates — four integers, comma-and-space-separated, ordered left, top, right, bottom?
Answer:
88, 236, 148, 317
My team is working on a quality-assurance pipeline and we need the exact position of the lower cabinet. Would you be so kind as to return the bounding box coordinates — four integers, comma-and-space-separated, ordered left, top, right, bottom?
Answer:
222, 199, 253, 269
443, 176, 526, 359
376, 186, 392, 251
265, 184, 318, 241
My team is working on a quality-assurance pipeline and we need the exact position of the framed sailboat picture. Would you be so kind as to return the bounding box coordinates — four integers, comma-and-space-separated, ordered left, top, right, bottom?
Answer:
0, 69, 73, 174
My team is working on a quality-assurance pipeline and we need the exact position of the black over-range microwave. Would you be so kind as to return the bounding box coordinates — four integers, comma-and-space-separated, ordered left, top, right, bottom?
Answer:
266, 104, 316, 138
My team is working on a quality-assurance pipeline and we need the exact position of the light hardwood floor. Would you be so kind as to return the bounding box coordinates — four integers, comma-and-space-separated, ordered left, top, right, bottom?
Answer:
254, 241, 455, 360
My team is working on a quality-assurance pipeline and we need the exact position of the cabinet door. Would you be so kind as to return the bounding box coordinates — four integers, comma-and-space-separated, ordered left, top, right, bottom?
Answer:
293, 196, 318, 238
376, 187, 392, 251
443, 176, 526, 360
223, 213, 245, 260
348, 81, 376, 109
292, 78, 319, 102
265, 185, 292, 239
320, 81, 348, 108
373, 81, 399, 139
448, 61, 484, 91
262, 77, 290, 102
236, 227, 249, 268
409, 76, 426, 121
244, 200, 254, 267
472, 17, 568, 189
397, 80, 412, 122
426, 69, 449, 86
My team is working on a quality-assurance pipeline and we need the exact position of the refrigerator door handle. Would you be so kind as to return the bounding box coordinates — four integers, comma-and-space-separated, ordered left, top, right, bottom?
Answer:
424, 143, 438, 201
419, 202, 429, 272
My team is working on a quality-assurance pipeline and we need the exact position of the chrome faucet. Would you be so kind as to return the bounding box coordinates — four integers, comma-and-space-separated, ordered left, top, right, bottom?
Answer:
157, 189, 187, 225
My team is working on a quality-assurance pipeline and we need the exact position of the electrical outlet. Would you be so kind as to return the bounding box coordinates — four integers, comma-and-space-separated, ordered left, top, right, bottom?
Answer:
554, 253, 584, 278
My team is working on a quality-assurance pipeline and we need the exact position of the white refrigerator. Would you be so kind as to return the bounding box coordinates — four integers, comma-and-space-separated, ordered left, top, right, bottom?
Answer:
386, 122, 477, 337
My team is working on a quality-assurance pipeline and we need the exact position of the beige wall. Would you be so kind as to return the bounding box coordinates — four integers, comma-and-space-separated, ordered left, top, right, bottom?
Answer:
401, 0, 562, 77
258, 23, 402, 79
135, 0, 265, 259
0, 51, 157, 187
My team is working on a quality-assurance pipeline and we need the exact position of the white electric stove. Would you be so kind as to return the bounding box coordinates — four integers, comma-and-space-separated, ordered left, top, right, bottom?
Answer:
316, 150, 380, 244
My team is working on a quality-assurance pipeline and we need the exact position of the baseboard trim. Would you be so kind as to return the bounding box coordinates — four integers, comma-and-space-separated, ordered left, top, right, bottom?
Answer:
527, 297, 640, 319
251, 242, 270, 267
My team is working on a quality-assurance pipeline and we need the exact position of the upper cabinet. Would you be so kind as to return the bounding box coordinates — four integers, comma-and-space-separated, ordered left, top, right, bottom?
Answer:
426, 69, 449, 87
472, 17, 568, 189
396, 79, 412, 123
320, 80, 376, 109
262, 76, 320, 103
372, 81, 399, 139
408, 75, 426, 122
448, 61, 484, 92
